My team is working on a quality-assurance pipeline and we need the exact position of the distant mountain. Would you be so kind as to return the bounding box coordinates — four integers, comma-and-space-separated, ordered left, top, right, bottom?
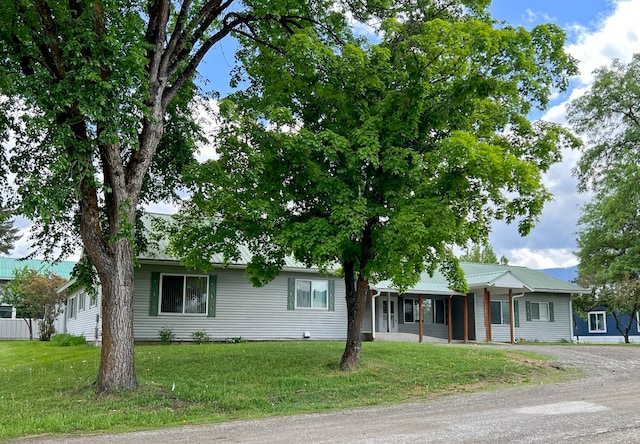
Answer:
539, 265, 578, 283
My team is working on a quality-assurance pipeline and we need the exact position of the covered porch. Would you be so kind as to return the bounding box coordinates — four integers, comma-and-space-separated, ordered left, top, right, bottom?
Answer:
363, 269, 531, 344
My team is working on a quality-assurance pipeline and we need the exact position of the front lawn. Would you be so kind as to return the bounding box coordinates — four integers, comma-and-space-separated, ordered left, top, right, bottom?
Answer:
0, 340, 570, 440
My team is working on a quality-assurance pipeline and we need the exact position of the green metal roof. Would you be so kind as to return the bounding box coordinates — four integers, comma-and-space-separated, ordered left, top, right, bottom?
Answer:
374, 262, 587, 295
0, 257, 76, 281
140, 214, 587, 294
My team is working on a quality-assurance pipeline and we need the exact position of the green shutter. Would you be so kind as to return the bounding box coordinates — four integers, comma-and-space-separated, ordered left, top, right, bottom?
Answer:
549, 302, 554, 322
514, 300, 520, 327
149, 272, 160, 316
207, 275, 217, 317
398, 297, 405, 324
328, 280, 335, 311
287, 278, 295, 310
525, 300, 532, 322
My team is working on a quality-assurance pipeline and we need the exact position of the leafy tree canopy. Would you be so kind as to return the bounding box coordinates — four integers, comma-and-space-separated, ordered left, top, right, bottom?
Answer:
460, 243, 508, 265
0, 0, 368, 391
568, 53, 640, 193
169, 0, 578, 369
569, 55, 640, 285
0, 206, 19, 256
569, 54, 640, 343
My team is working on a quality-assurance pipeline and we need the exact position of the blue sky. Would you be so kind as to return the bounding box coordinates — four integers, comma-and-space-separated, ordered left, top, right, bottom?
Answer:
10, 1, 640, 270
483, 0, 640, 268
193, 0, 640, 269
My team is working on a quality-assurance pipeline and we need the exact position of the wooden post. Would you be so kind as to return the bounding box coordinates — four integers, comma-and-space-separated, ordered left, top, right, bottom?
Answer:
419, 295, 423, 343
447, 295, 452, 343
484, 288, 492, 342
463, 294, 469, 343
509, 289, 515, 344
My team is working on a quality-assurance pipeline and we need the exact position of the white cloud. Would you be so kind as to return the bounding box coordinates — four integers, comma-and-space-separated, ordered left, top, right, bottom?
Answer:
566, 0, 640, 87
507, 248, 578, 269
492, 0, 640, 270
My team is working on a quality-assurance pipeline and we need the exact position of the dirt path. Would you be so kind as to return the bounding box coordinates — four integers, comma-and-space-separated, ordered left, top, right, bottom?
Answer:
13, 345, 640, 443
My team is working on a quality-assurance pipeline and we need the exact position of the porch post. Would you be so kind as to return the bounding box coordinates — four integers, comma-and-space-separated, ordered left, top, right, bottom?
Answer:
418, 295, 423, 343
509, 289, 515, 344
463, 294, 469, 343
371, 290, 376, 341
386, 292, 391, 333
447, 295, 452, 343
484, 288, 492, 342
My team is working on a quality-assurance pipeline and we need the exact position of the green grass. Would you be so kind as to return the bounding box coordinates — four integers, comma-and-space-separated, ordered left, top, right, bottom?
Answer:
0, 340, 572, 440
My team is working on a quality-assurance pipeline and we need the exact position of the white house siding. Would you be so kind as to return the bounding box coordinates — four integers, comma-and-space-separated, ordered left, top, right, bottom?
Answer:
64, 289, 102, 342
475, 292, 572, 343
133, 264, 347, 342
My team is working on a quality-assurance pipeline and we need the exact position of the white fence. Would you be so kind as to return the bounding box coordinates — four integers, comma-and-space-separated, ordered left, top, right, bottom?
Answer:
0, 319, 40, 340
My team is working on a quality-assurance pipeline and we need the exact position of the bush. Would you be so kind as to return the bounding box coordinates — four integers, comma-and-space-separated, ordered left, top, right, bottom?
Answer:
50, 333, 86, 347
191, 330, 210, 344
226, 336, 244, 344
158, 327, 175, 345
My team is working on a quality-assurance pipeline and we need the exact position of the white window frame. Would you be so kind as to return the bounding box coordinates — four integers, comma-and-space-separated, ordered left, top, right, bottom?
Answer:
403, 298, 421, 323
295, 279, 328, 310
159, 274, 209, 315
78, 292, 85, 312
67, 296, 77, 320
588, 311, 607, 333
422, 298, 446, 325
531, 302, 549, 321
89, 292, 97, 308
490, 300, 510, 325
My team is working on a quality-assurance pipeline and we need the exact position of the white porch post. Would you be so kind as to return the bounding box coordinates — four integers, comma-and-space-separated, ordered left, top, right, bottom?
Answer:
386, 292, 391, 332
371, 290, 376, 340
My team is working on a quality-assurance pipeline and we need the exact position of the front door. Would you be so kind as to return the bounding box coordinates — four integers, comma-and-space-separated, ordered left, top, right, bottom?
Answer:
379, 296, 398, 332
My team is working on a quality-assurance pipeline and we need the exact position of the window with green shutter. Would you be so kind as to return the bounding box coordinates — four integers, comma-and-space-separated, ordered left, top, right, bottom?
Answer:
150, 272, 212, 316
288, 277, 334, 310
525, 301, 553, 322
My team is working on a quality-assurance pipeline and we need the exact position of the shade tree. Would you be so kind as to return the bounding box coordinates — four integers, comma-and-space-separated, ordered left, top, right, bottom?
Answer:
169, 0, 578, 370
0, 0, 358, 392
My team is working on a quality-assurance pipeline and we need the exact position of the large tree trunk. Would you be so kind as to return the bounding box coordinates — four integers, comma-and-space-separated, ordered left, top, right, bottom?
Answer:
340, 222, 374, 371
340, 263, 369, 371
94, 239, 138, 392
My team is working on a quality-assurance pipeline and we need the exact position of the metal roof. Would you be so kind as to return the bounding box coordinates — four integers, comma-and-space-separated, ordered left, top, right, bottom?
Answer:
139, 213, 321, 271
0, 257, 76, 281
373, 262, 587, 295
140, 214, 587, 294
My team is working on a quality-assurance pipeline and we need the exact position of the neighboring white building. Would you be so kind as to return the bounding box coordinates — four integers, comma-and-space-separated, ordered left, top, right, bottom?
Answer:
0, 258, 76, 340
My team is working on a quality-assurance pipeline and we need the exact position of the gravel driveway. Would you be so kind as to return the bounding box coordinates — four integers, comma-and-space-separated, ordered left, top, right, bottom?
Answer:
12, 344, 640, 443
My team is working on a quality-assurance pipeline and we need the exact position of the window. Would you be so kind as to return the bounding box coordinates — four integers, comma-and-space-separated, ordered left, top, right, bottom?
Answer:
89, 292, 97, 308
160, 275, 208, 314
296, 279, 328, 309
588, 311, 607, 333
422, 298, 446, 324
67, 296, 77, 320
78, 292, 85, 312
531, 302, 549, 321
404, 298, 421, 323
0, 305, 12, 319
490, 301, 510, 325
